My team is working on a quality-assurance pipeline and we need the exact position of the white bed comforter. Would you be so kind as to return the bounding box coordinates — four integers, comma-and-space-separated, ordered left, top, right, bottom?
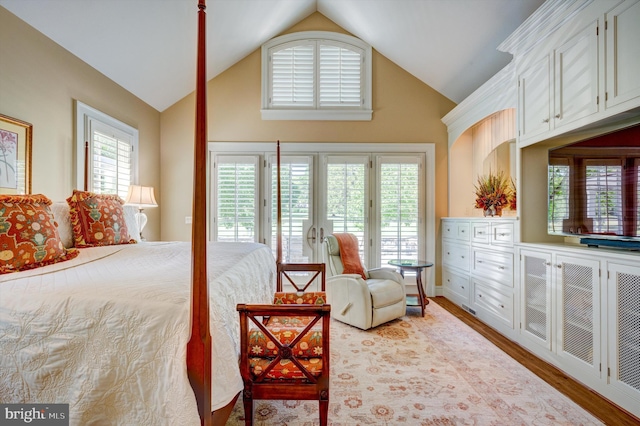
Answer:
0, 241, 275, 425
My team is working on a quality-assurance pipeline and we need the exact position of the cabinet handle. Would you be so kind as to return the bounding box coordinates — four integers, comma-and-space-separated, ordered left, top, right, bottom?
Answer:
447, 252, 450, 255
545, 261, 551, 266
500, 304, 505, 309
461, 256, 465, 259
555, 114, 561, 118
498, 266, 505, 270
461, 286, 464, 289
478, 294, 483, 298
498, 233, 507, 236
461, 229, 465, 233
556, 264, 562, 269
477, 231, 484, 235
477, 260, 483, 263
542, 118, 550, 123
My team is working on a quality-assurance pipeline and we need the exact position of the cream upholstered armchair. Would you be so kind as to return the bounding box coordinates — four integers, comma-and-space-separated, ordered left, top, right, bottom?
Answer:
323, 234, 406, 330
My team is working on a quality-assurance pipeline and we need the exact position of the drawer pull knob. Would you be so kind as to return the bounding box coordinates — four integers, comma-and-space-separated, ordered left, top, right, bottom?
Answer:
478, 294, 482, 298
477, 231, 484, 235
500, 304, 505, 308
477, 260, 483, 263
498, 266, 505, 270
461, 286, 465, 289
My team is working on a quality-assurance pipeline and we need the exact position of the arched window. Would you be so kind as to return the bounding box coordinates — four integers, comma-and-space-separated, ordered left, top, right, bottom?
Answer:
261, 31, 372, 121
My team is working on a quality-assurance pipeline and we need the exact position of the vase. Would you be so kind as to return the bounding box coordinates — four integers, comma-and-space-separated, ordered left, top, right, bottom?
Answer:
484, 205, 501, 217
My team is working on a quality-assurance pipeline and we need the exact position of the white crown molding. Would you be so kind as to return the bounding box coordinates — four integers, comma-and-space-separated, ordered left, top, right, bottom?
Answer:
441, 62, 516, 146
498, 0, 594, 56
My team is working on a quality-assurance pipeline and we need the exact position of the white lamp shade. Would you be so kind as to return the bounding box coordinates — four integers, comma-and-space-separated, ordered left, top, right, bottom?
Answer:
125, 185, 158, 208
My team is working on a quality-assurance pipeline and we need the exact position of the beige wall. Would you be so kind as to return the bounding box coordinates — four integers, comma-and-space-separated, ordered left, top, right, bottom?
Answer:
0, 7, 161, 241
161, 12, 455, 284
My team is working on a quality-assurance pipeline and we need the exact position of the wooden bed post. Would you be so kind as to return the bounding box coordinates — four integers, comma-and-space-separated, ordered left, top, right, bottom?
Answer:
187, 0, 212, 425
276, 140, 282, 266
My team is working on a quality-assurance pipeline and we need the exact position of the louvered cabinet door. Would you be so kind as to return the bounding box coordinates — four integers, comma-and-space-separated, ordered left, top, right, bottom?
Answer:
520, 250, 552, 350
555, 255, 601, 379
608, 262, 640, 403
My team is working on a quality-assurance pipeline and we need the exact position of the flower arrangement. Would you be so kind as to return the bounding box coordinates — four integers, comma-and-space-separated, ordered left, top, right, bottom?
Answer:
474, 171, 514, 216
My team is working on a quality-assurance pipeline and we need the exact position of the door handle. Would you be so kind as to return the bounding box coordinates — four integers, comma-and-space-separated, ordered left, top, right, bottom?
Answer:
307, 227, 316, 245
319, 227, 325, 242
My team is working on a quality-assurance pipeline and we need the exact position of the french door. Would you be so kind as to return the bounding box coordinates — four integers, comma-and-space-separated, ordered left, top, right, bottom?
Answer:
210, 144, 431, 290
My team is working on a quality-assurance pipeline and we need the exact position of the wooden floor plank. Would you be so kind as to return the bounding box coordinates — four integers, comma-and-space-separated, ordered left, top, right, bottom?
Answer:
431, 297, 640, 426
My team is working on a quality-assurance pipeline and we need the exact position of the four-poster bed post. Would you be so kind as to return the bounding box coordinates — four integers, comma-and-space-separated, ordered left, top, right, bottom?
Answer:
187, 0, 212, 425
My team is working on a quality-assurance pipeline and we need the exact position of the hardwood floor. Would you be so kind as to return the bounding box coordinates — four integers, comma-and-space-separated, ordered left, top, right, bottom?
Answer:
431, 296, 640, 426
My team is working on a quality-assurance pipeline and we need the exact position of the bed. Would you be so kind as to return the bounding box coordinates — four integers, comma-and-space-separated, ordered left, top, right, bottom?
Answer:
0, 240, 275, 425
1, 2, 240, 424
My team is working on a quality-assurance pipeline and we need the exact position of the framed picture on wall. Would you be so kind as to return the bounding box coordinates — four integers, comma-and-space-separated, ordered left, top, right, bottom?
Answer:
0, 113, 32, 194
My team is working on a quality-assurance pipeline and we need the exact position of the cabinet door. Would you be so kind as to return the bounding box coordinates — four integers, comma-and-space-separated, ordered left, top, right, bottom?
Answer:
520, 250, 552, 350
555, 255, 601, 378
519, 55, 551, 142
554, 20, 599, 128
607, 262, 640, 401
605, 0, 640, 110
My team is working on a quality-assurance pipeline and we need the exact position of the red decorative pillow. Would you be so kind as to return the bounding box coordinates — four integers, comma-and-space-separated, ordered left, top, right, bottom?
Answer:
66, 190, 136, 248
0, 194, 79, 274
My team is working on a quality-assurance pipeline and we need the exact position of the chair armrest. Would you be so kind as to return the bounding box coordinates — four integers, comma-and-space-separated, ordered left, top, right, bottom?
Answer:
367, 267, 404, 283
326, 274, 373, 330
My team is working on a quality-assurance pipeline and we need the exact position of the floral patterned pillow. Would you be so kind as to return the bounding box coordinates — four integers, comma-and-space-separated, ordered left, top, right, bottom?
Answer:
66, 190, 136, 248
0, 194, 79, 274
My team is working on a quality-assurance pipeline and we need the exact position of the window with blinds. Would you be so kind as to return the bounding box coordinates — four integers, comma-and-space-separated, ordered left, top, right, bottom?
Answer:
548, 162, 570, 233
326, 157, 367, 258
270, 157, 312, 262
214, 156, 259, 242
378, 157, 421, 264
89, 119, 134, 198
76, 101, 138, 199
585, 160, 623, 235
262, 31, 372, 120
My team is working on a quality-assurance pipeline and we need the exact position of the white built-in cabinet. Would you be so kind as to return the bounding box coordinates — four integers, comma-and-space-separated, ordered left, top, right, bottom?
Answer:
442, 0, 640, 418
516, 0, 640, 147
605, 0, 640, 110
519, 249, 602, 386
518, 21, 599, 143
442, 218, 517, 338
516, 244, 640, 417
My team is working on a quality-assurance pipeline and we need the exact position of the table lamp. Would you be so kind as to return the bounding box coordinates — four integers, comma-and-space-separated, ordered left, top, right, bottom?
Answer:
124, 185, 158, 240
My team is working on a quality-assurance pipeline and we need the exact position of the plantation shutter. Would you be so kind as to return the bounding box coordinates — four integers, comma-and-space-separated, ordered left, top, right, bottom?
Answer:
548, 160, 570, 233
215, 155, 259, 242
271, 156, 312, 262
319, 43, 362, 107
585, 159, 623, 235
325, 156, 368, 258
378, 156, 422, 265
88, 118, 133, 199
270, 43, 314, 107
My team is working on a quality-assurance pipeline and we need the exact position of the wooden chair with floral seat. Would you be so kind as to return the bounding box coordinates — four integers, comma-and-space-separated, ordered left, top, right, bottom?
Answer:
237, 263, 331, 426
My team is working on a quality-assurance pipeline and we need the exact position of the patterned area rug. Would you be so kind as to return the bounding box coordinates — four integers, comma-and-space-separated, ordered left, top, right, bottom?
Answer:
227, 302, 602, 425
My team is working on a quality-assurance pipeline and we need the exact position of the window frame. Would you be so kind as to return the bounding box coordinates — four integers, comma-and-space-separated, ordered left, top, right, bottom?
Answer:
261, 31, 373, 121
75, 101, 139, 197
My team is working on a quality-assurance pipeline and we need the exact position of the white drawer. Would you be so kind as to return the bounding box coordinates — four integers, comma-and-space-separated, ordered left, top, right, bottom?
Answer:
443, 220, 470, 242
491, 222, 514, 246
472, 248, 513, 287
471, 221, 490, 244
473, 279, 513, 327
442, 267, 470, 304
442, 241, 470, 271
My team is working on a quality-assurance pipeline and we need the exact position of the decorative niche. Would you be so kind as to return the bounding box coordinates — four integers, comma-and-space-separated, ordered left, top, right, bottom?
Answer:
449, 109, 516, 217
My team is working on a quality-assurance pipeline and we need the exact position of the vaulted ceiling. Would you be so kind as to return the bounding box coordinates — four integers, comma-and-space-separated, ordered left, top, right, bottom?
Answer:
0, 0, 545, 112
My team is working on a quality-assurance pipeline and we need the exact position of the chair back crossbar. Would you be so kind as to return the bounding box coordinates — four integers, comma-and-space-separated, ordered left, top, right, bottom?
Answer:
276, 262, 326, 292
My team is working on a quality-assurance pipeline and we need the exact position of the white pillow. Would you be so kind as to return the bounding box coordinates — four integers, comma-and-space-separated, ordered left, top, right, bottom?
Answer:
51, 202, 74, 249
124, 205, 141, 243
